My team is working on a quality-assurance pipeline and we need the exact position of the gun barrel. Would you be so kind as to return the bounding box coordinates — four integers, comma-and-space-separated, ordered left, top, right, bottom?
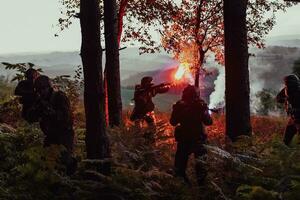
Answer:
209, 108, 221, 113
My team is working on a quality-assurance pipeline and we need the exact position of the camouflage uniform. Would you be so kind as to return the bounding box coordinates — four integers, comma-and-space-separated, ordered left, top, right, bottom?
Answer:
130, 76, 170, 127
14, 68, 39, 121
277, 74, 300, 145
27, 76, 75, 153
170, 85, 212, 185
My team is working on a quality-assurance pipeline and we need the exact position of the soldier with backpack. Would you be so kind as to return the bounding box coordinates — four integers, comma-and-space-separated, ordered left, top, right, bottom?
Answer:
14, 68, 39, 121
170, 85, 213, 185
277, 74, 300, 145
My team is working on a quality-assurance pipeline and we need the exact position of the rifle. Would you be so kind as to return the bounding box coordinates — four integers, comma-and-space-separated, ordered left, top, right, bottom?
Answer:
151, 82, 174, 90
137, 82, 174, 92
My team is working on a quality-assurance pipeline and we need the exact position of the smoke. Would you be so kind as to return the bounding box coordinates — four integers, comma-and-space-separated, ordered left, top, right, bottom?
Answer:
209, 65, 225, 109
208, 46, 300, 113
208, 58, 273, 111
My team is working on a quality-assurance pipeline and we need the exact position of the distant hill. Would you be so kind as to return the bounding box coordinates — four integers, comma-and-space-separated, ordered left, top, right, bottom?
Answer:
1, 44, 300, 101
0, 48, 177, 80
266, 35, 300, 48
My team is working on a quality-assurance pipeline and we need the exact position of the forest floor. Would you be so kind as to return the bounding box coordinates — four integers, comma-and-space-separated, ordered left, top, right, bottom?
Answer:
0, 76, 300, 200
1, 101, 300, 200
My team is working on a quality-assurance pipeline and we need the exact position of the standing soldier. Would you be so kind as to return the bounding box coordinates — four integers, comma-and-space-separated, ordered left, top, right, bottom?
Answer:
130, 76, 171, 128
277, 74, 300, 145
27, 75, 75, 153
170, 85, 212, 185
14, 68, 39, 121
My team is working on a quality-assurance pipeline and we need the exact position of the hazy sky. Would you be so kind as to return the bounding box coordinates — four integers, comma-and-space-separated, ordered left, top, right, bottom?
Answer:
0, 0, 299, 54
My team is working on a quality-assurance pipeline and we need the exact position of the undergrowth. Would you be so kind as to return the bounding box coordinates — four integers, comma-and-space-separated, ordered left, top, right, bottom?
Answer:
0, 82, 299, 199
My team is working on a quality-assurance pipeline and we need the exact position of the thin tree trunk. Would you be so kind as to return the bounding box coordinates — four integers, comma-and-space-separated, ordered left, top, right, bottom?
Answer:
195, 49, 205, 88
80, 0, 110, 163
104, 0, 122, 127
224, 0, 252, 141
118, 0, 129, 45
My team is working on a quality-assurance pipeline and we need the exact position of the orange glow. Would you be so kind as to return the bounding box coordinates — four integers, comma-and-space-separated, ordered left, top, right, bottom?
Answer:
175, 63, 189, 80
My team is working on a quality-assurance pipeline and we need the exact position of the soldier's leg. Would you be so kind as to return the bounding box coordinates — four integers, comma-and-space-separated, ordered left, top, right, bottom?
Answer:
174, 142, 190, 182
283, 119, 297, 146
134, 119, 143, 129
144, 112, 156, 142
145, 112, 156, 128
193, 142, 208, 185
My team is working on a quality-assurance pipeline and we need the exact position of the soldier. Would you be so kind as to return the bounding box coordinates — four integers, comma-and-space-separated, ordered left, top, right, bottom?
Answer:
170, 85, 212, 185
130, 76, 171, 128
14, 68, 39, 121
276, 74, 300, 146
27, 75, 75, 153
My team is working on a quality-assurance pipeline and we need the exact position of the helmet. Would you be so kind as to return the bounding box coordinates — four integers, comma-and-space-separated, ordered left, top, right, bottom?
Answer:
284, 74, 300, 88
25, 68, 38, 80
141, 76, 153, 87
182, 85, 199, 102
34, 75, 52, 92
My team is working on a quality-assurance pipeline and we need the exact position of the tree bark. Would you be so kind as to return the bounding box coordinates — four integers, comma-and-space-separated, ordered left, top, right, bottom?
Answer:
80, 0, 110, 161
195, 49, 205, 88
224, 0, 252, 141
118, 0, 129, 45
104, 0, 122, 127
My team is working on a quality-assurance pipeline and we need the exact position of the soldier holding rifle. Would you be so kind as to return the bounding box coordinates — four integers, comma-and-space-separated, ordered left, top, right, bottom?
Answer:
277, 74, 300, 145
130, 76, 172, 128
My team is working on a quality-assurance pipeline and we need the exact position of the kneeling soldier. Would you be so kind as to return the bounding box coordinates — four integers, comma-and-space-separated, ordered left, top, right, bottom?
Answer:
27, 75, 75, 152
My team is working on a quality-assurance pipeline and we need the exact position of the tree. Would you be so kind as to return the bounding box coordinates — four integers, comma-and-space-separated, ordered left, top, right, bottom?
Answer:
104, 0, 122, 127
80, 0, 110, 165
224, 0, 251, 140
59, 0, 176, 126
162, 0, 223, 88
255, 89, 282, 115
161, 0, 295, 88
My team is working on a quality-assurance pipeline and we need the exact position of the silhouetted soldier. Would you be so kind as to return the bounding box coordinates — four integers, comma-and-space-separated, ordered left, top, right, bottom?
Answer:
27, 75, 75, 153
277, 74, 300, 145
170, 85, 212, 185
14, 68, 39, 121
130, 76, 171, 128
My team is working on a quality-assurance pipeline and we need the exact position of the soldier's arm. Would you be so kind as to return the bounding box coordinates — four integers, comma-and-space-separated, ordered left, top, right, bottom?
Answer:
153, 84, 170, 96
15, 81, 35, 100
199, 101, 213, 126
50, 91, 72, 124
26, 100, 42, 123
202, 110, 213, 126
276, 88, 286, 104
170, 102, 181, 126
14, 81, 27, 96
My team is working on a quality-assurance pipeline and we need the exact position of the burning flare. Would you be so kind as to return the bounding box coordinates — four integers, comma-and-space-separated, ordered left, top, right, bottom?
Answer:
175, 63, 189, 80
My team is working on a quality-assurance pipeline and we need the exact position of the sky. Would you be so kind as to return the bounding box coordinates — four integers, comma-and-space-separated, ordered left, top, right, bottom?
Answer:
0, 0, 299, 54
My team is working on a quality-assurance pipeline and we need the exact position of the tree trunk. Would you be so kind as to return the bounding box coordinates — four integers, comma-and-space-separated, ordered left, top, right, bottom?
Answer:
195, 49, 205, 88
224, 0, 252, 141
104, 0, 122, 127
80, 0, 111, 163
118, 0, 129, 45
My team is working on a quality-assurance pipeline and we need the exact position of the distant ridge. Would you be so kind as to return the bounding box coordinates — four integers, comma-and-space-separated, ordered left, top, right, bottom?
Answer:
266, 34, 300, 48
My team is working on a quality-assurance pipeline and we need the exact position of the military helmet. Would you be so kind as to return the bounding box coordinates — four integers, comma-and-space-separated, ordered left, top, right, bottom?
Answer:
182, 85, 199, 102
284, 74, 300, 88
141, 76, 153, 87
34, 75, 52, 91
25, 68, 38, 80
